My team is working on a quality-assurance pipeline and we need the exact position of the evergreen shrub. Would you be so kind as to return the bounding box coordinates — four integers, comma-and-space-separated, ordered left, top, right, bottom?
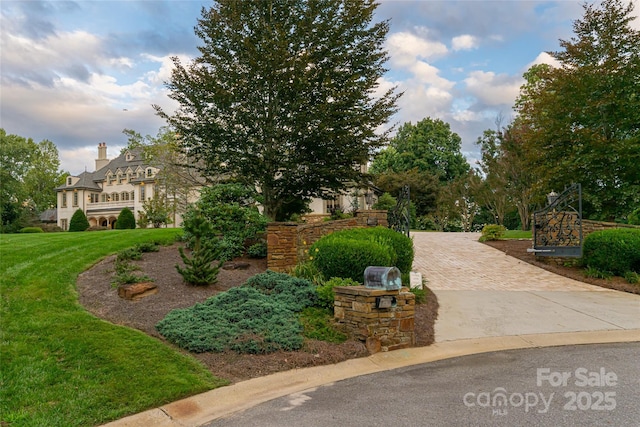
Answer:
311, 236, 392, 283
19, 227, 44, 233
68, 209, 90, 232
247, 241, 268, 258
115, 207, 136, 229
316, 277, 360, 311
310, 226, 414, 282
176, 210, 223, 286
479, 224, 506, 241
156, 272, 316, 354
582, 228, 640, 276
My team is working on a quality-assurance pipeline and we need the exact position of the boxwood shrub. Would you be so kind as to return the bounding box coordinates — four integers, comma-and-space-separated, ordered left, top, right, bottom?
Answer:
309, 227, 414, 282
311, 237, 392, 283
582, 228, 640, 276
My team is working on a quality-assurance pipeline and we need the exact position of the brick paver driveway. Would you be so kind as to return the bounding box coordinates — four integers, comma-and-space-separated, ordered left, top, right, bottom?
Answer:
412, 232, 640, 341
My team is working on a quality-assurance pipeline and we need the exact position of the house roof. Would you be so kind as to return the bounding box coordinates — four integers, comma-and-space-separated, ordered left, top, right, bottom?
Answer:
39, 208, 57, 222
55, 148, 153, 192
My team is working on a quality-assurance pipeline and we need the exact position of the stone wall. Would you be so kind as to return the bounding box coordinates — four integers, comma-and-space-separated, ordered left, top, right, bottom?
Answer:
267, 210, 388, 272
582, 219, 640, 237
535, 218, 639, 264
334, 286, 415, 354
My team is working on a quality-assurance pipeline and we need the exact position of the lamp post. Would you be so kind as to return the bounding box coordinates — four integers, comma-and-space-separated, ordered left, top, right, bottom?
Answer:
547, 191, 559, 207
365, 191, 373, 209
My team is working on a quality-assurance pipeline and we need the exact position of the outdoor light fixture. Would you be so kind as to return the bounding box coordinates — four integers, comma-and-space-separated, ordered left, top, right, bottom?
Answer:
547, 191, 559, 206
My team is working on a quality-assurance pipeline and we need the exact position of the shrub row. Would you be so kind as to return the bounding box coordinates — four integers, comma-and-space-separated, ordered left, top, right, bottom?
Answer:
309, 227, 414, 283
582, 228, 640, 276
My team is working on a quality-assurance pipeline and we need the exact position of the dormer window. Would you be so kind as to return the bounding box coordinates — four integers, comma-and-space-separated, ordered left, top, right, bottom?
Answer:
126, 152, 134, 161
146, 168, 153, 178
67, 177, 72, 186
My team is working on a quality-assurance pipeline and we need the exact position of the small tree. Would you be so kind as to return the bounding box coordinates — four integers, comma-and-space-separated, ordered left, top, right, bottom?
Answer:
139, 195, 171, 228
176, 210, 223, 286
372, 192, 397, 210
68, 209, 89, 232
115, 207, 136, 229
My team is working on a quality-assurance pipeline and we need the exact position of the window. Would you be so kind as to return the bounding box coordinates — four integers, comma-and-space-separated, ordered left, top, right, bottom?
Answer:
62, 193, 67, 208
112, 193, 119, 202
73, 191, 78, 207
325, 197, 341, 214
130, 191, 135, 201
146, 168, 153, 178
140, 186, 145, 201
101, 194, 107, 203
67, 177, 72, 185
61, 219, 68, 231
122, 192, 129, 201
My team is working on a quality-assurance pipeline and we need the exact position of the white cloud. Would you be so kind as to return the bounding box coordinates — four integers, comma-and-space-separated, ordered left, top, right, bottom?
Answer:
527, 51, 561, 69
386, 31, 448, 67
409, 61, 455, 90
452, 34, 479, 51
464, 70, 522, 107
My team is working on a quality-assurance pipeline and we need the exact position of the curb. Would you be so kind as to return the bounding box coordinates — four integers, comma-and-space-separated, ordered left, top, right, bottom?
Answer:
101, 329, 640, 427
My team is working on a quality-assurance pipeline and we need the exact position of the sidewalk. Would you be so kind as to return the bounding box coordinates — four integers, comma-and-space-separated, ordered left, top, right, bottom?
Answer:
103, 232, 640, 427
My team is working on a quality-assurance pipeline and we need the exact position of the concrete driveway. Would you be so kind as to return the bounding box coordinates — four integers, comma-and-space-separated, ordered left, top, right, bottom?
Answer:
412, 232, 640, 341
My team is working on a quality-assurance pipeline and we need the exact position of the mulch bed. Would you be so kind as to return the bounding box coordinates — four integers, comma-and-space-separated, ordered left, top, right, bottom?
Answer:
77, 243, 439, 383
484, 239, 640, 295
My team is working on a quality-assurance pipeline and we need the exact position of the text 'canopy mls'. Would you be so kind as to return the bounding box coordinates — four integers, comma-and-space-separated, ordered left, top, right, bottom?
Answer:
155, 0, 400, 221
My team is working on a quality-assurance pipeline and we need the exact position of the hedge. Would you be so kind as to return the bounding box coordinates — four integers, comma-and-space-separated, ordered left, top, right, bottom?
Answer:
582, 228, 640, 276
309, 226, 414, 282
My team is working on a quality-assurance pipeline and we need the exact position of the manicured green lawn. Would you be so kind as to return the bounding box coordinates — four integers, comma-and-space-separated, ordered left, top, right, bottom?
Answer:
0, 229, 227, 427
503, 229, 532, 239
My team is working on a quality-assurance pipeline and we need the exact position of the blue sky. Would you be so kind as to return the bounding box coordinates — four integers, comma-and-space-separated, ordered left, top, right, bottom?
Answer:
2, 0, 637, 175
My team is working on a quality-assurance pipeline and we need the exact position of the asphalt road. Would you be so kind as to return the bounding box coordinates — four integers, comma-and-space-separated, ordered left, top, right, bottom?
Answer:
208, 342, 640, 427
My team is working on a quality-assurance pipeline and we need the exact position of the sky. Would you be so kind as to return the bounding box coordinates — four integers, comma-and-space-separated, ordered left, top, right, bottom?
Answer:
1, 0, 638, 175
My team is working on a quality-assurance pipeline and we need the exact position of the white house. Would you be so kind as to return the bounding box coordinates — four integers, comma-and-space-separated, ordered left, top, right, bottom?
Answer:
56, 143, 380, 229
55, 143, 180, 230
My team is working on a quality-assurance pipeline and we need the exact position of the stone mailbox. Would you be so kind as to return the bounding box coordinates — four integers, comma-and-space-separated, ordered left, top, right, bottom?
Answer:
334, 285, 415, 354
364, 266, 402, 290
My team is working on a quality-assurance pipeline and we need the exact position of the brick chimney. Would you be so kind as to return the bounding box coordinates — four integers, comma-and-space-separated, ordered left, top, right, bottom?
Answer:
95, 142, 109, 171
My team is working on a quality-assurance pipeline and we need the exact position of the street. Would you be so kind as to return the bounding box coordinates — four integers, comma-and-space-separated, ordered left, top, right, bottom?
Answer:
210, 342, 640, 427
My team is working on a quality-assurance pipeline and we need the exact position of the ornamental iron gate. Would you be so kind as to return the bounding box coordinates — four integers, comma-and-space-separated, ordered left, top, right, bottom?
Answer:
388, 185, 410, 238
532, 183, 582, 257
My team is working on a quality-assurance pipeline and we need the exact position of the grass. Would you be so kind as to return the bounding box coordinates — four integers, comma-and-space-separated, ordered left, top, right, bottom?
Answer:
0, 229, 227, 427
503, 229, 532, 239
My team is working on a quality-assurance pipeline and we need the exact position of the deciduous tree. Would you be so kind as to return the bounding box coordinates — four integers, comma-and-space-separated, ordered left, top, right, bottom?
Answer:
514, 0, 640, 220
155, 0, 399, 221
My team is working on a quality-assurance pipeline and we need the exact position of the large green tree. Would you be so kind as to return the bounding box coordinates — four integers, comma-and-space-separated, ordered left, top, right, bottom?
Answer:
371, 117, 469, 183
155, 0, 399, 221
370, 117, 469, 218
0, 129, 66, 231
515, 0, 640, 220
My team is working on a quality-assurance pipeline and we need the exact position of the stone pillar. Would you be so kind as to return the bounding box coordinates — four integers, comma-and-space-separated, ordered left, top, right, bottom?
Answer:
266, 222, 299, 272
334, 286, 415, 354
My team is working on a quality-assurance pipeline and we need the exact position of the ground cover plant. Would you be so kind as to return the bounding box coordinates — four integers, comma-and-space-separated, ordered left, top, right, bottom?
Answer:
0, 229, 225, 427
156, 271, 317, 354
